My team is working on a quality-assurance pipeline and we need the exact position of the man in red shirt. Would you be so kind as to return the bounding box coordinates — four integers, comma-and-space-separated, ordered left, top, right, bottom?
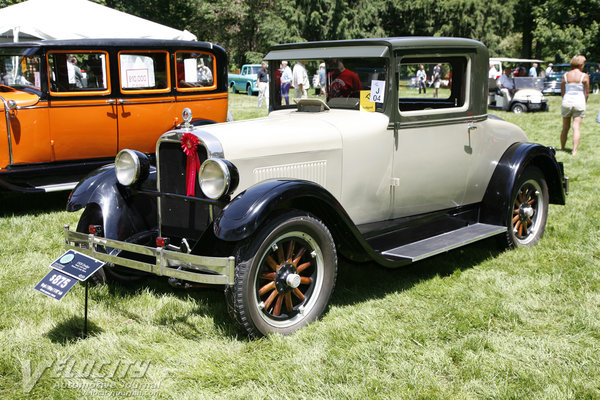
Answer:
326, 59, 362, 99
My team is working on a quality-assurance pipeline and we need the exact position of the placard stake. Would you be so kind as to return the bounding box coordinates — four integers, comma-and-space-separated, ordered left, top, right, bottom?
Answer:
84, 280, 89, 338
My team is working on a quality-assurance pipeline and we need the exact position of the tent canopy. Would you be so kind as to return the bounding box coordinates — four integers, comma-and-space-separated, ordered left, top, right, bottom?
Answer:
0, 0, 196, 42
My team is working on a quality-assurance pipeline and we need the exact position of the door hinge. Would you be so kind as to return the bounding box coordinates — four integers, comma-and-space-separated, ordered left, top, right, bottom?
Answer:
390, 177, 400, 187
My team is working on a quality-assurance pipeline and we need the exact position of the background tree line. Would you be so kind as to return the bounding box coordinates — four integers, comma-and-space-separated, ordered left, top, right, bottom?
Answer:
2, 0, 599, 68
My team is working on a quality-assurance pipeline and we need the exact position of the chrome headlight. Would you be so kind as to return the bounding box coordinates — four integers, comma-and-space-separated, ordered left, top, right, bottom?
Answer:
115, 149, 149, 186
199, 158, 238, 199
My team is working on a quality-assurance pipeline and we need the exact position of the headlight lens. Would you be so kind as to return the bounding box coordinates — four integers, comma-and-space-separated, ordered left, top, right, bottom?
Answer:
115, 149, 149, 186
199, 158, 238, 199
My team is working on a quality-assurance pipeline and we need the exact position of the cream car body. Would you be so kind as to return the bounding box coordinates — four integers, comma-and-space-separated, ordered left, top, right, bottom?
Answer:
62, 37, 567, 337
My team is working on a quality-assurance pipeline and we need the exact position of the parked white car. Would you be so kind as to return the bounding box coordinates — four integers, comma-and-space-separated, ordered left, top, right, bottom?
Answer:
62, 38, 568, 337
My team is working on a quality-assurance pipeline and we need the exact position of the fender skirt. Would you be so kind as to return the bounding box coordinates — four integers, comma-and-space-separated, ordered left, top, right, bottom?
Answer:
66, 164, 157, 240
480, 142, 566, 226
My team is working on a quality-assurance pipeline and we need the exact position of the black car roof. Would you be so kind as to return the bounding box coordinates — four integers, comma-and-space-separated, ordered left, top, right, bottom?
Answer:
0, 38, 223, 53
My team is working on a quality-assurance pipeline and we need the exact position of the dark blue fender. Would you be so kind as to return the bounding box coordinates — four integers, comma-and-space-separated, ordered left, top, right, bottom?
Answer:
67, 164, 157, 241
480, 142, 567, 226
212, 179, 400, 267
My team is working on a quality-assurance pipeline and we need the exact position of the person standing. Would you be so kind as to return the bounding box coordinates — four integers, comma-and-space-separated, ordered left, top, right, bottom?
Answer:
529, 62, 539, 77
560, 55, 589, 156
292, 60, 309, 100
280, 61, 292, 105
416, 64, 427, 94
545, 63, 554, 75
257, 61, 269, 108
431, 63, 441, 98
318, 63, 327, 97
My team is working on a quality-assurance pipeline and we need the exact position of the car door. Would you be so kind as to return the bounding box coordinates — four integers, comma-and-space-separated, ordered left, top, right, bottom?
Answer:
116, 50, 176, 153
392, 55, 476, 217
47, 50, 117, 161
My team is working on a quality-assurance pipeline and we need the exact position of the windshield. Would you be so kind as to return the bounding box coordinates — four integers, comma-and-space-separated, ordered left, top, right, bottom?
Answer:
248, 65, 261, 75
271, 57, 387, 112
550, 65, 570, 74
0, 50, 41, 91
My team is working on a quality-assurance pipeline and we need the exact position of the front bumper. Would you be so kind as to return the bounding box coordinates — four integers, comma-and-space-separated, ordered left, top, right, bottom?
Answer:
64, 226, 235, 286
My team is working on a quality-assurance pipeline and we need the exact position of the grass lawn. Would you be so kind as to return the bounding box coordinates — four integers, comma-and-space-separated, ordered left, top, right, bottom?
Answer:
1, 91, 599, 399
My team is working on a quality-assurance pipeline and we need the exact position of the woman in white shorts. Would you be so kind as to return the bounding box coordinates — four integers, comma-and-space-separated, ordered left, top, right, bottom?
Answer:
560, 55, 589, 156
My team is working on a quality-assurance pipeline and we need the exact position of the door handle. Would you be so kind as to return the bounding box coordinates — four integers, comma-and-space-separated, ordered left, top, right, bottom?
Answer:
105, 99, 116, 104
117, 99, 130, 104
468, 123, 477, 132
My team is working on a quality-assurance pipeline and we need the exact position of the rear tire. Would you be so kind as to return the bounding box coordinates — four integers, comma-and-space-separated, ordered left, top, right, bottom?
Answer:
593, 83, 599, 95
226, 211, 337, 337
502, 167, 549, 248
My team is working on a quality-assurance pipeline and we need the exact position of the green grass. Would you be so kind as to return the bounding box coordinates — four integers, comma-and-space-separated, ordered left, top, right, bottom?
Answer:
1, 92, 600, 399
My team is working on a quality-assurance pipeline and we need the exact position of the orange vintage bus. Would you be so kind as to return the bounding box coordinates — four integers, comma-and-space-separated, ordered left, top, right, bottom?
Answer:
0, 39, 229, 193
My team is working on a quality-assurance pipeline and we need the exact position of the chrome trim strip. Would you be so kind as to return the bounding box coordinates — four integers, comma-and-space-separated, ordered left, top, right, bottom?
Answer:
0, 95, 14, 165
398, 114, 487, 130
64, 227, 235, 286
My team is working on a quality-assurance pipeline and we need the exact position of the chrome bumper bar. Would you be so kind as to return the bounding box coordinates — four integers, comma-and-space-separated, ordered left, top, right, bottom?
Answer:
63, 226, 235, 286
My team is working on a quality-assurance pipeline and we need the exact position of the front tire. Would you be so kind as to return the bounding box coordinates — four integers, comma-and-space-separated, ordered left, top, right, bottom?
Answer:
247, 84, 253, 96
226, 211, 337, 337
503, 167, 549, 248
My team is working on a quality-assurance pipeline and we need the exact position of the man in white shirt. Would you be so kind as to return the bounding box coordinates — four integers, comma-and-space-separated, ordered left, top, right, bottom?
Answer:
292, 60, 309, 100
497, 66, 515, 104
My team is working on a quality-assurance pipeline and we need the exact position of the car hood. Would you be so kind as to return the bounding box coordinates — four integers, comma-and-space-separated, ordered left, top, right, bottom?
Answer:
198, 109, 385, 160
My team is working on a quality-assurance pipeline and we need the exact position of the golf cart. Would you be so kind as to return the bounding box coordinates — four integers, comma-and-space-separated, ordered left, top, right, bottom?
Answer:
488, 58, 549, 114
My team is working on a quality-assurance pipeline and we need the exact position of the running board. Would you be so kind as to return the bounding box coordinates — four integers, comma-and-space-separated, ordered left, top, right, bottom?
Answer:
381, 223, 507, 262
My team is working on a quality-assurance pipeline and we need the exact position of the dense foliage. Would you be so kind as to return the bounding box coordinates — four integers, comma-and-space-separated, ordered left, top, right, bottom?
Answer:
2, 0, 600, 67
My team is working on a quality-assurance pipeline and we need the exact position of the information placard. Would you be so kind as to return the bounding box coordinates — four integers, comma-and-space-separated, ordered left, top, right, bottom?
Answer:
34, 270, 77, 300
49, 250, 105, 281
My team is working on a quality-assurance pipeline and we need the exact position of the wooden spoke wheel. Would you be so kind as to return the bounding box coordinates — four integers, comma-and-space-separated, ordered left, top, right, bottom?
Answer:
255, 232, 321, 324
505, 167, 548, 247
227, 211, 337, 337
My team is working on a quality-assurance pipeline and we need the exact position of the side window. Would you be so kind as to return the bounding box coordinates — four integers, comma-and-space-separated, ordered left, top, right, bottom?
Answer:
48, 52, 109, 94
398, 57, 468, 113
176, 51, 215, 89
119, 51, 169, 92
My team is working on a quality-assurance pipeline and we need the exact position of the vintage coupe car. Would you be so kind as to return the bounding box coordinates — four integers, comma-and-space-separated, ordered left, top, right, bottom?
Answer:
62, 38, 567, 337
0, 39, 229, 193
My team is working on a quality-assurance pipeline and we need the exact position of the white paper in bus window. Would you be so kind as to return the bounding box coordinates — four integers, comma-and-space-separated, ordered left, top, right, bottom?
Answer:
184, 58, 198, 83
120, 55, 155, 89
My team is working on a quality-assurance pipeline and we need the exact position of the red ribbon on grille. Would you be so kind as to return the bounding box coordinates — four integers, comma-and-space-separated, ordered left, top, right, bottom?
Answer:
181, 132, 201, 196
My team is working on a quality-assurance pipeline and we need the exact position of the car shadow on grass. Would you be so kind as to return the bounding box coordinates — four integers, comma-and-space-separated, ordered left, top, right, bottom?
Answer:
330, 237, 504, 308
70, 237, 505, 341
0, 191, 69, 217
93, 277, 243, 340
